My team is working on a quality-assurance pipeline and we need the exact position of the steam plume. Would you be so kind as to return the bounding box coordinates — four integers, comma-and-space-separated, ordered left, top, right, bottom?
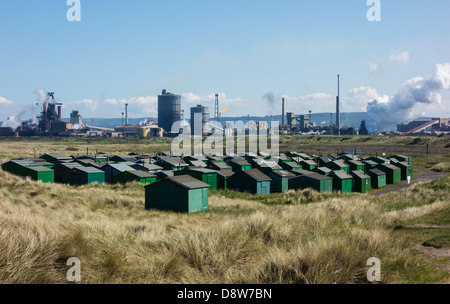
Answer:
366, 63, 450, 132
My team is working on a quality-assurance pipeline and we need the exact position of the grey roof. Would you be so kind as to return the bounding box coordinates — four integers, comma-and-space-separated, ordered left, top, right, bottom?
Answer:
239, 169, 271, 181
317, 167, 332, 173
73, 166, 104, 174
377, 164, 400, 170
209, 161, 231, 170
126, 170, 156, 178
271, 170, 296, 178
107, 164, 135, 172
164, 175, 210, 189
283, 161, 303, 169
368, 169, 386, 176
318, 156, 331, 163
332, 160, 349, 167
290, 169, 315, 176
41, 153, 72, 160
301, 160, 317, 166
28, 166, 54, 172
133, 163, 163, 171
347, 160, 365, 166
229, 159, 251, 167
350, 170, 370, 179
156, 157, 188, 166
189, 160, 207, 168
299, 173, 332, 181
187, 168, 217, 174
330, 170, 353, 180
361, 160, 378, 166
216, 170, 235, 178
259, 161, 283, 170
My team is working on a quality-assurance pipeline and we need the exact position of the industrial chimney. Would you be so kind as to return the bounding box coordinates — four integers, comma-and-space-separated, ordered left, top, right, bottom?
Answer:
125, 103, 129, 126
282, 98, 285, 126
336, 74, 340, 135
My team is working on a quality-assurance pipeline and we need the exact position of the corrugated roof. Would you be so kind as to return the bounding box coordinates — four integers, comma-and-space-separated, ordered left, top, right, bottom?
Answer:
319, 156, 331, 163
157, 157, 188, 166
368, 169, 386, 176
291, 169, 315, 176
378, 164, 400, 170
216, 170, 235, 178
189, 160, 207, 168
332, 160, 349, 167
209, 161, 231, 169
317, 167, 332, 173
127, 170, 156, 178
283, 161, 302, 169
73, 166, 104, 173
271, 170, 295, 178
259, 161, 283, 170
362, 160, 378, 166
41, 153, 72, 160
168, 175, 210, 189
299, 173, 332, 181
134, 163, 163, 171
107, 164, 135, 172
331, 170, 353, 180
240, 169, 271, 181
229, 159, 251, 166
347, 160, 364, 166
350, 170, 370, 179
187, 168, 217, 174
301, 160, 317, 166
28, 166, 53, 172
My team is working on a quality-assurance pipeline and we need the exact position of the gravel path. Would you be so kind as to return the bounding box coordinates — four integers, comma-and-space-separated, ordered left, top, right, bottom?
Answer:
371, 168, 449, 196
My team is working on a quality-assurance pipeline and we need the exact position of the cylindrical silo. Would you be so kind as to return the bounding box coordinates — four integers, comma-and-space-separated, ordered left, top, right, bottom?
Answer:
158, 89, 181, 133
190, 105, 210, 135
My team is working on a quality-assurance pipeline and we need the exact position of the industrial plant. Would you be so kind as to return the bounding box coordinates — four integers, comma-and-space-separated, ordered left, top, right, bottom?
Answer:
1, 79, 449, 138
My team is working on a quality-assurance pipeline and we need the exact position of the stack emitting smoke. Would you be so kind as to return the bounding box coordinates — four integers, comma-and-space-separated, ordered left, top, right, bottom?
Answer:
125, 103, 129, 126
366, 63, 450, 132
263, 92, 276, 117
1, 89, 47, 130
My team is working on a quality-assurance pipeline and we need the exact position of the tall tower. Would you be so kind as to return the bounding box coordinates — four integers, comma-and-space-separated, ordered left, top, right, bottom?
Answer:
282, 98, 285, 126
336, 74, 340, 135
158, 89, 181, 133
214, 94, 220, 122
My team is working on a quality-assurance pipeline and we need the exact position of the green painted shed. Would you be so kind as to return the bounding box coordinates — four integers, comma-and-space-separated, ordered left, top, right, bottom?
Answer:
227, 169, 271, 195
281, 161, 303, 171
316, 167, 332, 176
154, 157, 189, 171
328, 170, 353, 193
207, 160, 232, 171
361, 160, 379, 172
369, 157, 390, 165
40, 153, 73, 164
54, 162, 84, 183
175, 168, 218, 190
376, 164, 401, 184
216, 170, 235, 190
288, 173, 333, 193
394, 161, 413, 180
228, 159, 252, 173
1, 160, 54, 183
367, 169, 387, 189
346, 160, 365, 172
69, 167, 105, 186
389, 155, 411, 165
268, 170, 295, 193
113, 170, 157, 185
299, 160, 318, 171
145, 175, 209, 213
325, 160, 350, 173
349, 170, 371, 193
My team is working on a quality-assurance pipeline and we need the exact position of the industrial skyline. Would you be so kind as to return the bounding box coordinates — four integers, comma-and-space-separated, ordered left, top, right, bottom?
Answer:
1, 1, 450, 123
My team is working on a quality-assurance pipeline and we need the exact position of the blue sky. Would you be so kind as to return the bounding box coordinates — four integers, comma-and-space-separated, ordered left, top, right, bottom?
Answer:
1, 0, 450, 121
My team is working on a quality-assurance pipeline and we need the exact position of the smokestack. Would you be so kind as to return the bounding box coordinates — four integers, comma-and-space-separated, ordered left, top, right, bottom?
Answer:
125, 103, 129, 126
282, 98, 285, 126
57, 106, 62, 120
336, 74, 340, 135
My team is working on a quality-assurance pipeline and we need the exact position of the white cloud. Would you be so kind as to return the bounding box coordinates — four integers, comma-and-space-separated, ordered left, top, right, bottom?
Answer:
182, 92, 244, 108
65, 99, 99, 112
0, 97, 13, 105
344, 86, 385, 112
389, 51, 409, 63
368, 62, 379, 73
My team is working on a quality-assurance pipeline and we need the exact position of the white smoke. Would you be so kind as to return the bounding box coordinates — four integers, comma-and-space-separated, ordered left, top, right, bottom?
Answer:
1, 89, 47, 130
366, 63, 450, 132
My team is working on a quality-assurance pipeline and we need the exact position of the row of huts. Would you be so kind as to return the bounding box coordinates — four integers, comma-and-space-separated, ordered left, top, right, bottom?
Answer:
1, 151, 413, 213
